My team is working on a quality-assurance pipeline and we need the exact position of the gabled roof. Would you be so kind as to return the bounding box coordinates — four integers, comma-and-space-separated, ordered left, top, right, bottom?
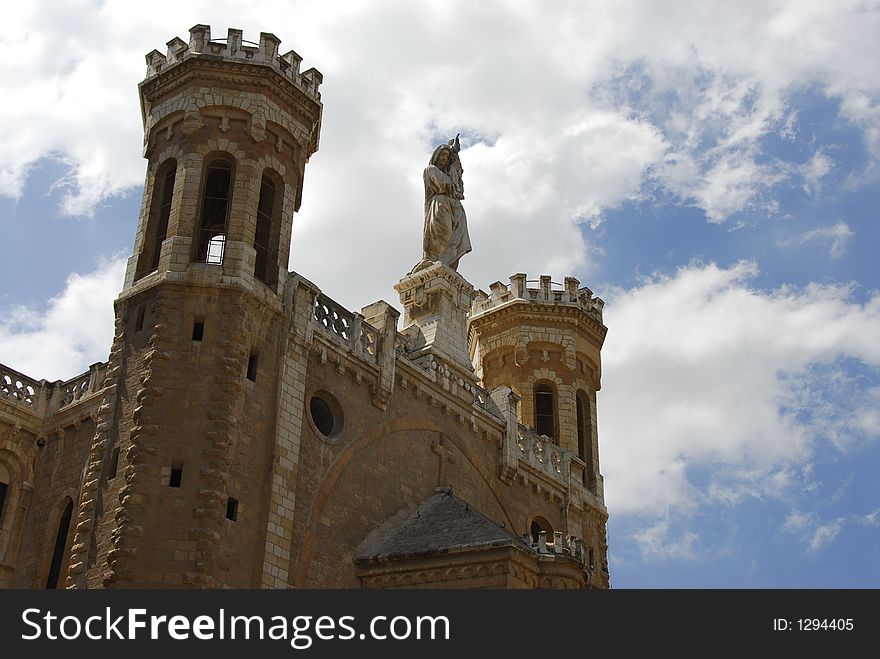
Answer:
355, 490, 526, 562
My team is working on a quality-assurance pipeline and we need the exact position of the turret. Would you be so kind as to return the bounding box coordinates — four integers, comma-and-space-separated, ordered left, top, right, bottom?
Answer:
469, 273, 609, 585
125, 24, 322, 293
65, 25, 322, 589
469, 274, 606, 496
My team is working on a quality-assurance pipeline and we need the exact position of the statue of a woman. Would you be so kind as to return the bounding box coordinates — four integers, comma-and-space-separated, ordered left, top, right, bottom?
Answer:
411, 135, 471, 273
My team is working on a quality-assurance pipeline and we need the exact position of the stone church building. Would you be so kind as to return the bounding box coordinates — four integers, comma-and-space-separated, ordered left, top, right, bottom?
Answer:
0, 25, 609, 589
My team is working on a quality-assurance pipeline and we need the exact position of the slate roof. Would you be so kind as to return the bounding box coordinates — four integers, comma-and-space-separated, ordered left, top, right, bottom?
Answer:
355, 489, 528, 562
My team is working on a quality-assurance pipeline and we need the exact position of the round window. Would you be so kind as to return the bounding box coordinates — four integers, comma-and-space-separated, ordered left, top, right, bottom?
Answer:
308, 391, 344, 441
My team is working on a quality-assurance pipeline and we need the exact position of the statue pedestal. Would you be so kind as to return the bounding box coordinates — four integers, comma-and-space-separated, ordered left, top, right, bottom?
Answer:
394, 263, 475, 379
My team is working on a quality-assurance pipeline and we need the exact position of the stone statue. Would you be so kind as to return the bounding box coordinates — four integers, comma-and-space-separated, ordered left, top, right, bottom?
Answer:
411, 134, 472, 273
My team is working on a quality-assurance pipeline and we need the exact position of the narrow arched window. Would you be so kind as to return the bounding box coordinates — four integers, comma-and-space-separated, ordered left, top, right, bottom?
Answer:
0, 463, 9, 528
576, 390, 594, 486
534, 383, 555, 439
135, 159, 177, 279
46, 499, 73, 589
195, 159, 233, 265
530, 516, 553, 544
253, 174, 276, 284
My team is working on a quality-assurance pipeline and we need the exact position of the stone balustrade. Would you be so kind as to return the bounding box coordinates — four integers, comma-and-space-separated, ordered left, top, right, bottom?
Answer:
313, 293, 379, 364
515, 423, 590, 492
0, 364, 40, 408
144, 25, 322, 100
471, 273, 604, 323
0, 361, 108, 416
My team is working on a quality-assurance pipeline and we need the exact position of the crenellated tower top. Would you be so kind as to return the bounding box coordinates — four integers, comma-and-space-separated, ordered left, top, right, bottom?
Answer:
471, 274, 604, 324
145, 25, 323, 102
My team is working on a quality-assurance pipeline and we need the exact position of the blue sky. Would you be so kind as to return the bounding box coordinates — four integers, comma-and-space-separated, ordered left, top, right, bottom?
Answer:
1, 0, 878, 587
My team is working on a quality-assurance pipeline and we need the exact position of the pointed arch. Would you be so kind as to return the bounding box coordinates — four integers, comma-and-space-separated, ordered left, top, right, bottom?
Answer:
576, 389, 595, 487
254, 169, 284, 288
45, 497, 74, 589
193, 154, 235, 264
135, 158, 177, 279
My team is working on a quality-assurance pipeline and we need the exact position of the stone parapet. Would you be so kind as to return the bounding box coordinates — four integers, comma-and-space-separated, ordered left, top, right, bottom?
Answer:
0, 362, 108, 420
144, 25, 322, 102
471, 273, 604, 325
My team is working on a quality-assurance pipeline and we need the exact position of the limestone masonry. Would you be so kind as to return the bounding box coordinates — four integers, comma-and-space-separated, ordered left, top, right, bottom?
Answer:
0, 24, 608, 589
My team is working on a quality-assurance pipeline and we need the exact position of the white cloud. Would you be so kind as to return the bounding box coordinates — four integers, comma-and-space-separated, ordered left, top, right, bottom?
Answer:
0, 256, 125, 381
631, 518, 699, 561
792, 222, 854, 259
800, 151, 834, 195
783, 510, 816, 533
782, 507, 880, 553
782, 511, 846, 553
861, 509, 880, 527
807, 518, 845, 552
600, 261, 880, 519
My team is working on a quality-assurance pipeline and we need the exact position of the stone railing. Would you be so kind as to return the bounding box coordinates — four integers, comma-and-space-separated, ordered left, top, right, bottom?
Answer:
471, 273, 604, 324
57, 364, 105, 410
524, 530, 587, 565
516, 424, 565, 480
514, 423, 598, 505
0, 364, 40, 408
313, 293, 379, 364
145, 25, 323, 100
0, 361, 108, 417
471, 382, 492, 412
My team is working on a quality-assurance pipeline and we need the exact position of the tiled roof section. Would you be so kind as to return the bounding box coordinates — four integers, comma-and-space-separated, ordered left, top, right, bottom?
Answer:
355, 490, 526, 562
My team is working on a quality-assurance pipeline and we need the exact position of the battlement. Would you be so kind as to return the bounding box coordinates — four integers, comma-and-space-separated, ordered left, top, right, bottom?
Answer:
471, 273, 604, 324
144, 24, 322, 100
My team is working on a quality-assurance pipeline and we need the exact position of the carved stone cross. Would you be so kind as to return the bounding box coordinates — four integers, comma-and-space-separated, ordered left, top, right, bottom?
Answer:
431, 434, 456, 487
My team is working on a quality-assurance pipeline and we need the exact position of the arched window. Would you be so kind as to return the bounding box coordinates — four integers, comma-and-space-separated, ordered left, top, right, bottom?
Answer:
195, 158, 233, 265
135, 159, 177, 279
253, 172, 280, 286
576, 390, 594, 486
0, 462, 9, 527
45, 499, 73, 589
534, 382, 555, 440
530, 516, 553, 544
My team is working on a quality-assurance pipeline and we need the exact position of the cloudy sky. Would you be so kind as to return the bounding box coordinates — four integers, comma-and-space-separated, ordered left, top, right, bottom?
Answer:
1, 0, 879, 587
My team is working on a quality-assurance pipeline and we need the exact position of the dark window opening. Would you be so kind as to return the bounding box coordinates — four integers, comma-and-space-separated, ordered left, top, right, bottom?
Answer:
226, 497, 239, 521
534, 384, 555, 439
46, 500, 73, 589
194, 160, 233, 264
576, 391, 594, 487
530, 521, 542, 543
254, 175, 276, 284
149, 166, 176, 271
136, 160, 177, 280
530, 517, 553, 544
135, 306, 145, 333
246, 352, 258, 382
169, 462, 183, 488
108, 446, 120, 481
0, 481, 7, 526
589, 548, 595, 571
310, 396, 334, 436
192, 320, 204, 342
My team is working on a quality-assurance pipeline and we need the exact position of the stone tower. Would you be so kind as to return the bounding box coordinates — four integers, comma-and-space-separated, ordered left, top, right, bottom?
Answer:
65, 25, 323, 588
468, 274, 608, 576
